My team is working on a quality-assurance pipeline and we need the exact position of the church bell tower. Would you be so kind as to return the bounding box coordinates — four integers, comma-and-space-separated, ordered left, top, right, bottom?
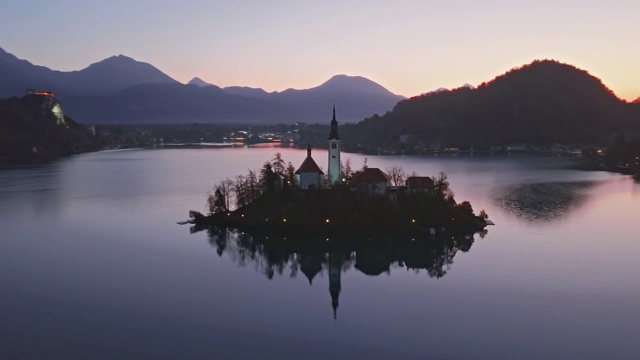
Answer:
328, 105, 341, 184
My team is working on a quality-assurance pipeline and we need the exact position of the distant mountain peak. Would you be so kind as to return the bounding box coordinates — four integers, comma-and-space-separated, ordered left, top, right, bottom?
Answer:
316, 74, 402, 98
88, 54, 151, 69
327, 74, 365, 81
108, 54, 136, 62
188, 77, 213, 87
632, 97, 640, 104
74, 54, 178, 93
322, 74, 376, 86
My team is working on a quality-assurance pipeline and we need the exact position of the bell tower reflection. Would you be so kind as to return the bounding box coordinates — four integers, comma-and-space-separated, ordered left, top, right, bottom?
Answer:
328, 253, 343, 319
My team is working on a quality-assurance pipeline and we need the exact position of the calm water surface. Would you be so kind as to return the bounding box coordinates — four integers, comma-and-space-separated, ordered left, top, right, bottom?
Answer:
1, 147, 639, 359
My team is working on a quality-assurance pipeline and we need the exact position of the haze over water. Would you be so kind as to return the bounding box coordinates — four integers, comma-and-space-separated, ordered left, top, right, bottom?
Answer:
1, 147, 639, 359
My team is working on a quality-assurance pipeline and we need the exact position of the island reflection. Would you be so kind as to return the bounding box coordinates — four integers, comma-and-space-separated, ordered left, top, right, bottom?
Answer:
191, 226, 485, 318
491, 181, 596, 222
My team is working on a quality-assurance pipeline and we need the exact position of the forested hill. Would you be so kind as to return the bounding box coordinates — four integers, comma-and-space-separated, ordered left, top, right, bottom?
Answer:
0, 94, 98, 166
342, 60, 640, 151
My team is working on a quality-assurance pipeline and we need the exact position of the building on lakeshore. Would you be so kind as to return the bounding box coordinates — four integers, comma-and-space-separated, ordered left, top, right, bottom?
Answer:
328, 105, 341, 184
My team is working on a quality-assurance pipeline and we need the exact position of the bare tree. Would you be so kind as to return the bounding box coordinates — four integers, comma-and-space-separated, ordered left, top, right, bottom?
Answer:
341, 158, 354, 180
247, 170, 260, 201
206, 190, 216, 214
220, 178, 234, 210
208, 178, 235, 213
234, 174, 248, 208
386, 166, 407, 186
270, 153, 286, 176
433, 172, 453, 200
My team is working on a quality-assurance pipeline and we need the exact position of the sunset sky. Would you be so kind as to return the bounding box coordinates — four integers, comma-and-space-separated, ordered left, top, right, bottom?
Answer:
2, 0, 638, 100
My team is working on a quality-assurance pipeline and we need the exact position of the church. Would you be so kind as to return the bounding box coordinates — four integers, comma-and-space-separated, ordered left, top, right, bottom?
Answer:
295, 106, 341, 189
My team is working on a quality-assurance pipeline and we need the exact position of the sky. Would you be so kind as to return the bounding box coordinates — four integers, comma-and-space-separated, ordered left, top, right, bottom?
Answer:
1, 0, 639, 100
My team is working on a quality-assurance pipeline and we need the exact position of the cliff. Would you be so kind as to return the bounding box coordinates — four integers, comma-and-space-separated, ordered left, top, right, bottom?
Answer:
0, 92, 99, 166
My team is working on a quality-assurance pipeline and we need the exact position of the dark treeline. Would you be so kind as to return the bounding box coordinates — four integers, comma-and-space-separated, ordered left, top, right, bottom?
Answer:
340, 60, 640, 153
603, 133, 640, 172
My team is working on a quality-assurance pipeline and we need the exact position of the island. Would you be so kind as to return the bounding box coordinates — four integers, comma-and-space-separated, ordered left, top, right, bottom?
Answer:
187, 107, 491, 241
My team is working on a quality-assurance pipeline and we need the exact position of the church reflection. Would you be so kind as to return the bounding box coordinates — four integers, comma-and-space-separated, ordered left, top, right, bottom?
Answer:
192, 226, 485, 318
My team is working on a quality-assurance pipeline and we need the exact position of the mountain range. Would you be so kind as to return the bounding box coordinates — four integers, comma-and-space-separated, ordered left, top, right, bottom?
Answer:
0, 47, 405, 124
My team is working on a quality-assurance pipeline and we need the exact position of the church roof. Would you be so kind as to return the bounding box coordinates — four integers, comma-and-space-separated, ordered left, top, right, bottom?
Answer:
295, 146, 324, 174
353, 168, 390, 183
296, 156, 323, 174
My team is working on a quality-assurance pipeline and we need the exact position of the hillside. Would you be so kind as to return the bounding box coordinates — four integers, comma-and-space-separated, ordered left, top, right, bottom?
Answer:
0, 93, 98, 165
342, 60, 640, 151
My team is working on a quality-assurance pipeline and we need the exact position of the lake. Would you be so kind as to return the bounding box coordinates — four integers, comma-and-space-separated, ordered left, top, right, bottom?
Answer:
1, 147, 639, 359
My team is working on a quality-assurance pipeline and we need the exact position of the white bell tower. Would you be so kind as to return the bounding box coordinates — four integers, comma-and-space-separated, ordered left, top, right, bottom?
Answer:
328, 105, 341, 184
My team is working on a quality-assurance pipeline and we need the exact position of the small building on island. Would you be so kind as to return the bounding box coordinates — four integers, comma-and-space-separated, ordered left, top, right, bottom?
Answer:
352, 168, 391, 195
295, 145, 324, 190
406, 176, 435, 192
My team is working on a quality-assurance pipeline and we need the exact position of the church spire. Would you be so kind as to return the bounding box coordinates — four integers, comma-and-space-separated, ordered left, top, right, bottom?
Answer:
307, 144, 311, 157
328, 105, 340, 140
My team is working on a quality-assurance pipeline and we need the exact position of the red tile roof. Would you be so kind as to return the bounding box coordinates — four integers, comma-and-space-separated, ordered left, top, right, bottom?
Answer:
295, 155, 324, 174
353, 168, 390, 182
406, 176, 434, 189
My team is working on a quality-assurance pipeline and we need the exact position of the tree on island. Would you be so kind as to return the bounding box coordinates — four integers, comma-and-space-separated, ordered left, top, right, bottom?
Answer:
206, 153, 300, 215
259, 162, 279, 194
340, 158, 354, 181
386, 166, 407, 186
208, 188, 227, 214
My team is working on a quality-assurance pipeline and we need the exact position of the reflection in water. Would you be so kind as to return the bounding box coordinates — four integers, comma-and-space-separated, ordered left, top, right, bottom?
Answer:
192, 226, 483, 318
0, 164, 63, 216
492, 181, 596, 222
